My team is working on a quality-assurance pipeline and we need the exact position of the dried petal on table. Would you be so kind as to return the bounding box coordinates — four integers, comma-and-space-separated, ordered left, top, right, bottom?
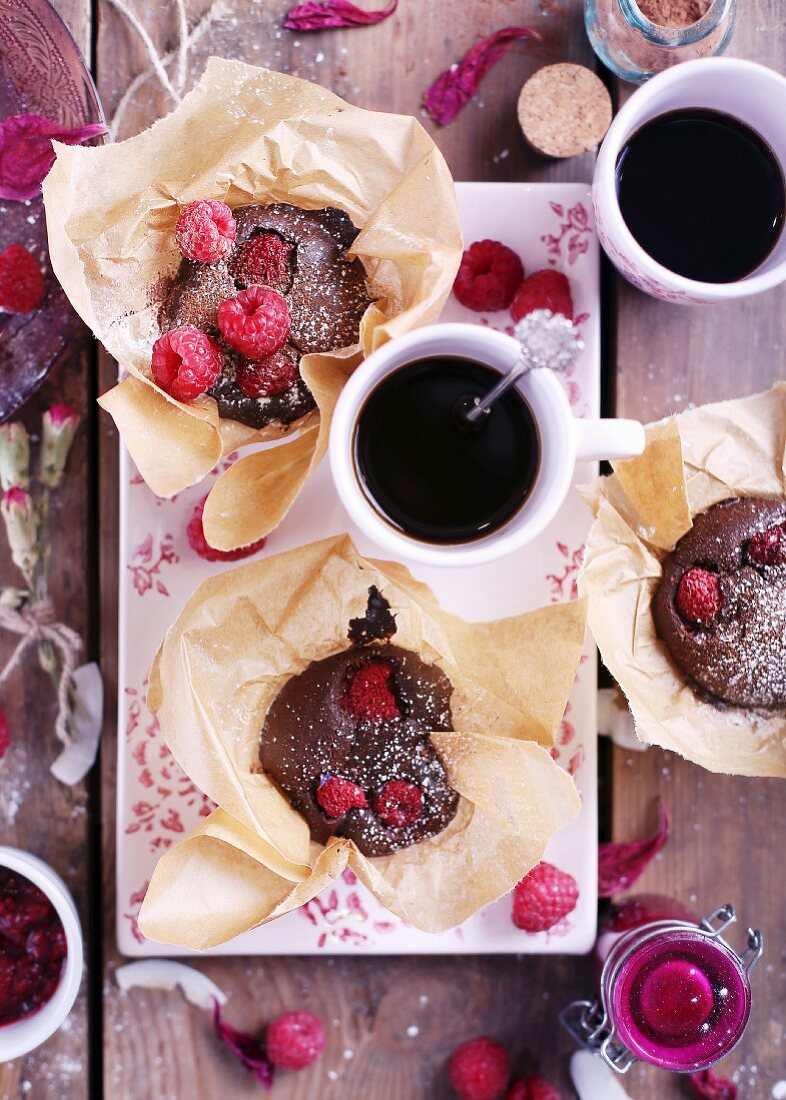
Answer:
284, 0, 397, 31
687, 1069, 738, 1100
213, 1001, 275, 1088
0, 114, 106, 203
598, 801, 669, 897
0, 710, 10, 760
423, 26, 541, 126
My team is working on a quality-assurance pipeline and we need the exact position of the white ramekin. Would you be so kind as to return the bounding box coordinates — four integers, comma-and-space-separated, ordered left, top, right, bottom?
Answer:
0, 846, 83, 1063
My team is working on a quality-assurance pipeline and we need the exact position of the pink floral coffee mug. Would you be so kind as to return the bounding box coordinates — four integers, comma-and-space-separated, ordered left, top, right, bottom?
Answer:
594, 58, 786, 304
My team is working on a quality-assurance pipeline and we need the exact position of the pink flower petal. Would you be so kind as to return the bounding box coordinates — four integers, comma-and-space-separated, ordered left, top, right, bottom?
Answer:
688, 1069, 738, 1100
213, 1001, 275, 1089
423, 26, 541, 126
598, 802, 669, 897
284, 0, 397, 30
0, 113, 106, 202
0, 710, 10, 760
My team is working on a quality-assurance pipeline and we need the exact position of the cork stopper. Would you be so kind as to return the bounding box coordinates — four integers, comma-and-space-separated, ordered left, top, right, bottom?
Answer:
517, 63, 613, 159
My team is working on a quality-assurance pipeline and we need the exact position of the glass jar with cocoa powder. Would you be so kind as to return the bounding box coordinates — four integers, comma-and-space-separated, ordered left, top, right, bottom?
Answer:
585, 0, 736, 83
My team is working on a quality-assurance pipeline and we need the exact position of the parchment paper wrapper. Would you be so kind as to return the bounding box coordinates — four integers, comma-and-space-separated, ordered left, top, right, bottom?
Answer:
580, 384, 786, 777
42, 58, 462, 550
138, 535, 585, 949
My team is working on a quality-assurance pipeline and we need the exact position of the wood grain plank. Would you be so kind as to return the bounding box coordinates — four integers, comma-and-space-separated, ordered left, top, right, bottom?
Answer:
610, 5, 786, 1099
0, 1, 93, 1098
96, 2, 601, 1098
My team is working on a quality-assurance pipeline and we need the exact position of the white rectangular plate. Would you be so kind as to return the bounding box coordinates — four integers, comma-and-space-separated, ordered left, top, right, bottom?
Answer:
116, 182, 600, 956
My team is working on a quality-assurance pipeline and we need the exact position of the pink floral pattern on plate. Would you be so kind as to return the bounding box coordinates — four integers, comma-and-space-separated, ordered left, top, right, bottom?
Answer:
543, 201, 592, 266
127, 533, 179, 596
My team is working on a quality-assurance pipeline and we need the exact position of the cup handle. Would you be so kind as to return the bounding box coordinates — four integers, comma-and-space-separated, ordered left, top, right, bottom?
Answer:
574, 417, 645, 462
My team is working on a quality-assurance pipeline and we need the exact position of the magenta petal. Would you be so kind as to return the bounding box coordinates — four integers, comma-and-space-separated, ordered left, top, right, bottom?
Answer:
0, 113, 107, 202
598, 802, 670, 897
284, 0, 397, 31
688, 1069, 738, 1100
423, 26, 541, 126
213, 1001, 275, 1088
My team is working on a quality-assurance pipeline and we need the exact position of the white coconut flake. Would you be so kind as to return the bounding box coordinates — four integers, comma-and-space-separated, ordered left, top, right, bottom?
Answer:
570, 1050, 634, 1100
115, 959, 227, 1010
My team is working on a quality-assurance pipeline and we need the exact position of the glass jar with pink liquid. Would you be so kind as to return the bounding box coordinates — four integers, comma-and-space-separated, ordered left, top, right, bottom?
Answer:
561, 901, 763, 1074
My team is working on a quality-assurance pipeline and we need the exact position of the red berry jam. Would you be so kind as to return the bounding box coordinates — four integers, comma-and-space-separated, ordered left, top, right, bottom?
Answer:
0, 868, 67, 1026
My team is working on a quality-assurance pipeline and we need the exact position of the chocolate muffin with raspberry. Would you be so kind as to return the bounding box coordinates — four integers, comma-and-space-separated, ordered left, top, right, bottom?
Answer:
652, 497, 786, 710
259, 587, 459, 858
154, 199, 373, 430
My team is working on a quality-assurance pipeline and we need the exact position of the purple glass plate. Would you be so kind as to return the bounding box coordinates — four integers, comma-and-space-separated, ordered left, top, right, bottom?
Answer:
0, 0, 104, 421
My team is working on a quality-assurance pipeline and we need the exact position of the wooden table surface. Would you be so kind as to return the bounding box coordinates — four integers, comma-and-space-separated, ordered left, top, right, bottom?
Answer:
0, 1, 784, 1097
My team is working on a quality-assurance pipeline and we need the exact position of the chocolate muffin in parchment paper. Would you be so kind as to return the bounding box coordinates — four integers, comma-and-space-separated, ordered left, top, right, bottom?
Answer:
259, 587, 460, 858
652, 496, 786, 710
159, 202, 373, 430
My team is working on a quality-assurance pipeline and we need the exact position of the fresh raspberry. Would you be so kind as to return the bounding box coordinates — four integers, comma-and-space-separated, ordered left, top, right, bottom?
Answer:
512, 861, 579, 933
0, 244, 45, 313
510, 269, 573, 324
316, 776, 368, 817
676, 567, 722, 625
218, 286, 290, 359
507, 1076, 561, 1100
448, 1037, 510, 1100
175, 200, 236, 263
453, 239, 524, 312
687, 1069, 738, 1100
747, 522, 786, 565
151, 326, 222, 401
186, 495, 267, 562
266, 1010, 326, 1071
375, 780, 423, 828
342, 660, 400, 722
235, 347, 299, 398
229, 231, 293, 291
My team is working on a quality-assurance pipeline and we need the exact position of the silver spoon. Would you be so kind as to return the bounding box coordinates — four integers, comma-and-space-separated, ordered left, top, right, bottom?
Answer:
462, 309, 583, 425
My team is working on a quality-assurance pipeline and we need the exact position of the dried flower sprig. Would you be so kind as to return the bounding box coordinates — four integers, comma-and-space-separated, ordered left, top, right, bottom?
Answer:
0, 404, 101, 783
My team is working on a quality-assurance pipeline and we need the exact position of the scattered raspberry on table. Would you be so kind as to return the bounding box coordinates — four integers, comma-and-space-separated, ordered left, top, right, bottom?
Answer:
448, 1036, 510, 1100
266, 1010, 326, 1071
512, 861, 578, 933
0, 243, 45, 314
507, 1075, 561, 1100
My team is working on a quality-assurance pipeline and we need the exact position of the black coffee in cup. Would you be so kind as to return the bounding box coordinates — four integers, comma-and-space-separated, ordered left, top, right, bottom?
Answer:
616, 108, 785, 283
353, 356, 540, 545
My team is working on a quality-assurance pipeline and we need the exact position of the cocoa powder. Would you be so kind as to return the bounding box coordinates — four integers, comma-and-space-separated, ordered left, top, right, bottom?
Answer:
592, 0, 729, 79
637, 0, 711, 26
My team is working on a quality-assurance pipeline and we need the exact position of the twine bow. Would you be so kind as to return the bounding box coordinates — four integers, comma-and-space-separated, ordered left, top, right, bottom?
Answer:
0, 599, 82, 744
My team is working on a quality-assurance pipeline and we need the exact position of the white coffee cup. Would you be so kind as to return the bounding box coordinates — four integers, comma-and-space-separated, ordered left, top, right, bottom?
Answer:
329, 323, 644, 568
594, 57, 786, 304
0, 847, 83, 1062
